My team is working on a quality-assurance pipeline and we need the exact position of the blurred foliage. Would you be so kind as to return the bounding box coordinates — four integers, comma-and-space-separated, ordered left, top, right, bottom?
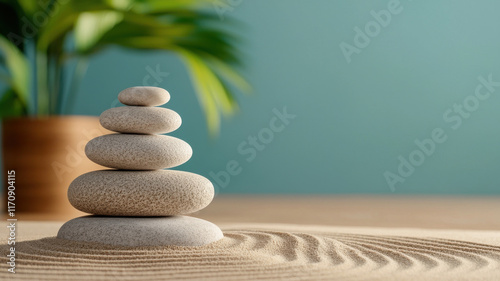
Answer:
0, 0, 249, 134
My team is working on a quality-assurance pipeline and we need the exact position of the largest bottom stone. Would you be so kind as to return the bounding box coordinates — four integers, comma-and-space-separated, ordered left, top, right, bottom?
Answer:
57, 216, 223, 247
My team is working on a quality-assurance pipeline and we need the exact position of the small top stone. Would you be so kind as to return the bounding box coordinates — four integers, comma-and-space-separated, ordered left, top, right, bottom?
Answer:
118, 87, 170, 106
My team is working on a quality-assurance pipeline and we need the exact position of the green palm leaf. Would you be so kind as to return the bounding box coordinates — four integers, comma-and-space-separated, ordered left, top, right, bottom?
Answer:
0, 34, 29, 117
74, 11, 124, 53
0, 0, 249, 134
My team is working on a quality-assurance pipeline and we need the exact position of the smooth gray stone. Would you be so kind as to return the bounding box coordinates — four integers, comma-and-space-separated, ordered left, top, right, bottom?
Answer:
68, 170, 214, 216
57, 216, 224, 247
100, 106, 181, 134
85, 134, 192, 170
118, 86, 170, 106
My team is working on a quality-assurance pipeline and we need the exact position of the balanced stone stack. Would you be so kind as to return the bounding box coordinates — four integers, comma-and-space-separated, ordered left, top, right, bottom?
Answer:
57, 87, 223, 247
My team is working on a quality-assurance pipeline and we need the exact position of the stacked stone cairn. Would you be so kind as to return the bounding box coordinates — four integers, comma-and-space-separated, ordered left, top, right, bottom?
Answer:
57, 87, 223, 247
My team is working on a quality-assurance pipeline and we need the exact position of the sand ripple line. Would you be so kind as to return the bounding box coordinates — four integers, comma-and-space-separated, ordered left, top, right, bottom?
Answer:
332, 233, 498, 271
2, 229, 500, 281
224, 230, 500, 272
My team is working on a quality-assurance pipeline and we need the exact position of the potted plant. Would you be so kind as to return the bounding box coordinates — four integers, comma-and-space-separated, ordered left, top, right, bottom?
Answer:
0, 0, 248, 215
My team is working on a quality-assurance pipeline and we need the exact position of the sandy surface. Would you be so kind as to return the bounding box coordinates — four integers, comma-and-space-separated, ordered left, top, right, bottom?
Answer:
1, 221, 500, 280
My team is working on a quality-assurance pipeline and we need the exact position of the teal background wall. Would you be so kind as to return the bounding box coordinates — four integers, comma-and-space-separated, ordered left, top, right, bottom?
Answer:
5, 0, 500, 194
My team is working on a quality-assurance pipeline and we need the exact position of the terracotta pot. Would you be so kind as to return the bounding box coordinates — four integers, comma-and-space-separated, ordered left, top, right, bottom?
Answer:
2, 116, 111, 216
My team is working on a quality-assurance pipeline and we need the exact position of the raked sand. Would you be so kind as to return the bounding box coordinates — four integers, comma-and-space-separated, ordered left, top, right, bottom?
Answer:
2, 221, 500, 280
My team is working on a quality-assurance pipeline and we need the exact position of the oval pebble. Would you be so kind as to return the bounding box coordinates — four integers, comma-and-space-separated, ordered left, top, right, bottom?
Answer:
100, 106, 181, 134
57, 216, 223, 247
68, 170, 214, 216
85, 134, 192, 170
118, 87, 170, 106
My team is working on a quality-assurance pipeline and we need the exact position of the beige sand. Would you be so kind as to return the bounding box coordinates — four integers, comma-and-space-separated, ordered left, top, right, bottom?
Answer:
1, 221, 500, 281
